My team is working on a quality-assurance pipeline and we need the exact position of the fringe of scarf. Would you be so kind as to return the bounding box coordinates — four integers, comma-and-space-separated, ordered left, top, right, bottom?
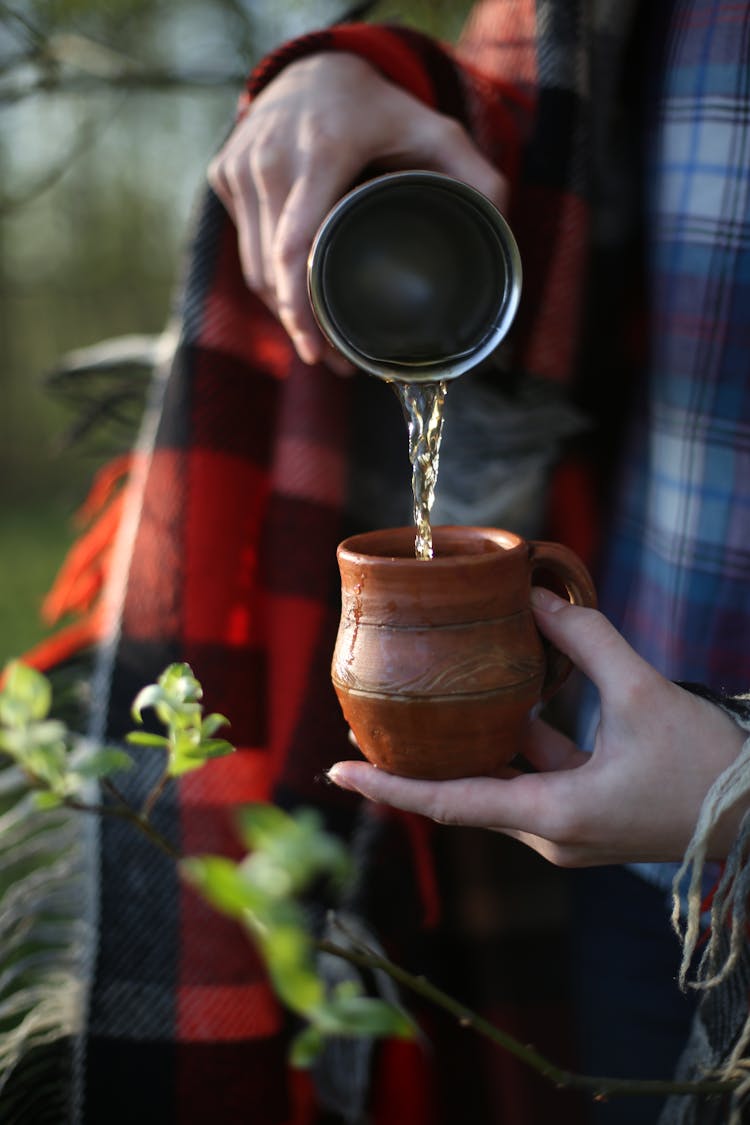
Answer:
664, 693, 750, 1123
0, 768, 85, 1122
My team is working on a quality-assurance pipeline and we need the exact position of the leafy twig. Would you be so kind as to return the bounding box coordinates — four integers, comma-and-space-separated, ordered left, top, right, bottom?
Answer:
0, 660, 742, 1102
316, 936, 737, 1100
127, 661, 234, 781
183, 804, 414, 1065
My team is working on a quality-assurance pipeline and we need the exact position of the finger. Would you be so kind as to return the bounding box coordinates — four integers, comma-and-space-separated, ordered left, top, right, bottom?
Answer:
530, 587, 661, 698
483, 764, 524, 781
393, 112, 510, 215
523, 717, 590, 773
273, 159, 361, 364
329, 762, 612, 865
327, 760, 576, 839
327, 762, 504, 827
251, 144, 292, 297
207, 152, 236, 221
222, 155, 267, 297
435, 146, 510, 215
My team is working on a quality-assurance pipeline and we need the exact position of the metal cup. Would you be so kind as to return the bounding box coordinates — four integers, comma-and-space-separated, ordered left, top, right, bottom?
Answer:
307, 170, 522, 383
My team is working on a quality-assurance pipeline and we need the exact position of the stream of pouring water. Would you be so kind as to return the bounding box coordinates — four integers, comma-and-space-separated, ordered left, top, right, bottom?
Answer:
392, 380, 448, 560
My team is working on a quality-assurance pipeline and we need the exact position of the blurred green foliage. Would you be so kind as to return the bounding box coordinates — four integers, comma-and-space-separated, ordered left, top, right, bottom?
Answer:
0, 507, 75, 663
0, 0, 472, 662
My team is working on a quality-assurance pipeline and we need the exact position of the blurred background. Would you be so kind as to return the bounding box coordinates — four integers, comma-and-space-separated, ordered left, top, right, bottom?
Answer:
0, 0, 471, 665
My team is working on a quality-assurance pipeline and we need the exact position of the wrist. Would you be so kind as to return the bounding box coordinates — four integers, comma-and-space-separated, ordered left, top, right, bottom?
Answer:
241, 24, 439, 118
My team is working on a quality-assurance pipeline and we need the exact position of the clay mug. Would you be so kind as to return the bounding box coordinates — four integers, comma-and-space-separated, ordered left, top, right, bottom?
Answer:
331, 525, 597, 780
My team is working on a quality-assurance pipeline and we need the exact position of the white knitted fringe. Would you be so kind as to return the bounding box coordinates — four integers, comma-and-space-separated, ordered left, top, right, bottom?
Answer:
672, 735, 750, 988
0, 767, 87, 1108
671, 698, 750, 1105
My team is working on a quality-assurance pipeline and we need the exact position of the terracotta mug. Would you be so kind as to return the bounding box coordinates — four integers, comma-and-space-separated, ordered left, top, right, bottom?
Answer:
331, 526, 597, 780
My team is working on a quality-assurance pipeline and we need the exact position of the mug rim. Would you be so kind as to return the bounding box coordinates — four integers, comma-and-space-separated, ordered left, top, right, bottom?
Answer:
337, 525, 525, 564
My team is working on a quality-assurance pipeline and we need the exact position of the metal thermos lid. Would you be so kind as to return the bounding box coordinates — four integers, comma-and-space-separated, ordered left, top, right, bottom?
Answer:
307, 170, 522, 382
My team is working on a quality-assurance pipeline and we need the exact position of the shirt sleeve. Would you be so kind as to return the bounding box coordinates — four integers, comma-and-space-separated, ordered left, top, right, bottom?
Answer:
238, 22, 533, 190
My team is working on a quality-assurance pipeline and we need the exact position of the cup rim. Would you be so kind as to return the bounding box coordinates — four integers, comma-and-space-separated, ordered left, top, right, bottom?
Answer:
337, 525, 524, 564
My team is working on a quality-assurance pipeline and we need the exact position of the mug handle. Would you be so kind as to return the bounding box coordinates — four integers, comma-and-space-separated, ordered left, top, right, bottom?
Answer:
527, 541, 598, 702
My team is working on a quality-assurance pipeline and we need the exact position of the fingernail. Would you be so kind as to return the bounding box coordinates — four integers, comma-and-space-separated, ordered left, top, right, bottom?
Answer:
327, 764, 352, 790
530, 586, 567, 612
292, 332, 320, 365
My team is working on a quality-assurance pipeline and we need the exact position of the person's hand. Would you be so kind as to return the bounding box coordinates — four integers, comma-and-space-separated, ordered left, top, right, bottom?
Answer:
208, 51, 509, 370
328, 588, 748, 866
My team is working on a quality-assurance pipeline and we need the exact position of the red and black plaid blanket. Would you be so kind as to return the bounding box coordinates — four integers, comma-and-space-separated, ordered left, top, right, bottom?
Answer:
13, 4, 647, 1122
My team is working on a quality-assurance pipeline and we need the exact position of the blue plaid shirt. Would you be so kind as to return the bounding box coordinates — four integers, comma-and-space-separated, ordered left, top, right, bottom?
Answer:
578, 0, 750, 894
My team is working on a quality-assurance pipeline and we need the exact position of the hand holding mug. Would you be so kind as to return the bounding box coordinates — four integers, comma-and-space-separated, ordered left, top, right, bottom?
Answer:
329, 589, 748, 865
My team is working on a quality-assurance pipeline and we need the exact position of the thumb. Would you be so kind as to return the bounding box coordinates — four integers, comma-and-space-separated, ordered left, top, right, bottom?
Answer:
437, 153, 510, 216
530, 587, 648, 697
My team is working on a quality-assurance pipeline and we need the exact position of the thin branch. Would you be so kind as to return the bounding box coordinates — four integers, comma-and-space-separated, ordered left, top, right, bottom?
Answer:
317, 937, 739, 1102
102, 776, 132, 808
0, 2, 47, 47
0, 65, 247, 105
64, 794, 180, 860
141, 769, 171, 820
0, 110, 104, 215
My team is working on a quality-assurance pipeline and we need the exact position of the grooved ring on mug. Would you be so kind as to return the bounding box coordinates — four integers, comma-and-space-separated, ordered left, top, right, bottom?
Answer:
528, 540, 598, 702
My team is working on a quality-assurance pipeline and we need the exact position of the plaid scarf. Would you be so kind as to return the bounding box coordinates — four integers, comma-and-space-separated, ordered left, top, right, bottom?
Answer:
5, 4, 682, 1124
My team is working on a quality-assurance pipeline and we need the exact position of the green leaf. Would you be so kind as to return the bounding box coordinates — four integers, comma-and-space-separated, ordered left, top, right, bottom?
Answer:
332, 979, 362, 1002
130, 684, 166, 723
0, 695, 26, 728
33, 790, 64, 810
201, 713, 230, 738
167, 754, 205, 777
167, 730, 204, 776
322, 994, 414, 1039
126, 731, 169, 747
2, 662, 52, 722
194, 738, 234, 761
158, 663, 202, 706
266, 954, 325, 1016
25, 720, 68, 747
169, 736, 234, 765
244, 851, 294, 898
181, 856, 267, 918
289, 1025, 324, 1068
235, 805, 351, 898
72, 748, 134, 779
159, 700, 201, 723
0, 728, 30, 755
235, 803, 294, 849
25, 744, 68, 785
264, 922, 317, 976
174, 729, 201, 754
